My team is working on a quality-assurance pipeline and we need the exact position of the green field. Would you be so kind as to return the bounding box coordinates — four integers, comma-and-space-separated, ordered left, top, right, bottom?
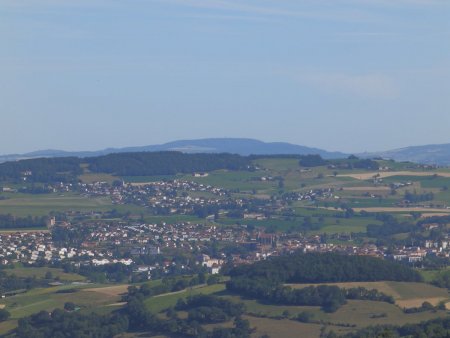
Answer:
123, 175, 181, 183
0, 193, 113, 217
0, 192, 152, 217
137, 278, 450, 337
0, 283, 126, 335
4, 267, 85, 282
382, 175, 450, 190
220, 295, 448, 337
246, 316, 324, 338
288, 281, 450, 308
144, 284, 226, 313
79, 173, 117, 184
182, 170, 277, 193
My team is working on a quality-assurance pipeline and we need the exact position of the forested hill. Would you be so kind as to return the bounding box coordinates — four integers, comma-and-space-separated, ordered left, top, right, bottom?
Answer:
86, 152, 251, 176
0, 152, 252, 183
226, 253, 421, 313
0, 157, 82, 183
228, 253, 422, 283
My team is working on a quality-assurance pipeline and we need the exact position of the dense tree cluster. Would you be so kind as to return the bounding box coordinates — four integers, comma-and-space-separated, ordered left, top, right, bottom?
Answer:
175, 295, 245, 324
227, 278, 394, 313
0, 157, 82, 183
347, 159, 379, 170
367, 220, 417, 237
0, 271, 47, 295
344, 287, 394, 304
298, 155, 329, 167
0, 214, 47, 229
228, 253, 422, 284
78, 263, 133, 283
430, 269, 450, 289
339, 316, 450, 338
417, 215, 450, 227
227, 279, 346, 312
87, 152, 251, 176
404, 191, 434, 203
0, 152, 252, 183
0, 309, 10, 322
126, 275, 208, 300
125, 293, 252, 338
297, 155, 380, 170
16, 309, 129, 338
226, 253, 412, 312
18, 185, 53, 194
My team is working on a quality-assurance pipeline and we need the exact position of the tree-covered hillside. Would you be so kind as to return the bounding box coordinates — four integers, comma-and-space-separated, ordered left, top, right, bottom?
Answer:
228, 253, 422, 284
0, 152, 252, 183
86, 152, 251, 176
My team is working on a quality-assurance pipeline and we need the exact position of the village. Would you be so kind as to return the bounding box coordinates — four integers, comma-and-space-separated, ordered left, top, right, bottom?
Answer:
1, 213, 449, 282
2, 174, 450, 283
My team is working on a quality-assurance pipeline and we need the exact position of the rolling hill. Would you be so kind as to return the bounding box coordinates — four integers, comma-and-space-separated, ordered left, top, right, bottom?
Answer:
361, 143, 450, 166
0, 138, 346, 163
2, 139, 450, 166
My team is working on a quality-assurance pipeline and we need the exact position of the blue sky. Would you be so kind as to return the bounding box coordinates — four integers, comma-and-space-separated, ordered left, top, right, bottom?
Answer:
1, 0, 449, 154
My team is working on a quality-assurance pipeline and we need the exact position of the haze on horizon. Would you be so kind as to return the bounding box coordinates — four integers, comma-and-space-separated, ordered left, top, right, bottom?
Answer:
1, 0, 449, 155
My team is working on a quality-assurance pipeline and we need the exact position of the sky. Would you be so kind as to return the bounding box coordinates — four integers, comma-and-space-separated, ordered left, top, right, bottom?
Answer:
1, 0, 449, 154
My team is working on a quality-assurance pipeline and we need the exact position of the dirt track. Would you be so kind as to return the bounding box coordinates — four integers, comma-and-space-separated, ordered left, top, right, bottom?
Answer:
352, 207, 450, 213
342, 186, 390, 191
338, 171, 450, 180
397, 297, 447, 308
83, 284, 129, 297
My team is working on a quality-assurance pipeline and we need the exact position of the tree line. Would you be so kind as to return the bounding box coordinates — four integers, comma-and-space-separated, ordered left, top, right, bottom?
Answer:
86, 152, 251, 176
0, 152, 253, 183
0, 214, 47, 229
228, 253, 422, 284
338, 316, 450, 338
227, 277, 394, 313
16, 309, 128, 338
225, 253, 416, 312
298, 154, 379, 170
0, 157, 82, 183
15, 292, 254, 338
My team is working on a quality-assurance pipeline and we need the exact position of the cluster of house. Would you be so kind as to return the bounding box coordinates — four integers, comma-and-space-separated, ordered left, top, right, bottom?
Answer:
0, 232, 97, 265
1, 218, 450, 276
282, 188, 337, 202
80, 221, 249, 250
80, 180, 242, 214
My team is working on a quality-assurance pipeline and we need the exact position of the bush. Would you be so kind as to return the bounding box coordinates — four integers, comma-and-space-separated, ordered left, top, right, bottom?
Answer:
0, 309, 10, 322
64, 302, 76, 311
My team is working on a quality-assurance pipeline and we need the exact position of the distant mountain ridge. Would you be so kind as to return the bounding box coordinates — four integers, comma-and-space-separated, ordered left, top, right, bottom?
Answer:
0, 138, 347, 163
1, 138, 450, 166
361, 143, 450, 166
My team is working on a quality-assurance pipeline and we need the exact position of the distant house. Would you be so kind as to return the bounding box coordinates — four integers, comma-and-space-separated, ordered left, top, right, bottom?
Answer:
193, 173, 209, 177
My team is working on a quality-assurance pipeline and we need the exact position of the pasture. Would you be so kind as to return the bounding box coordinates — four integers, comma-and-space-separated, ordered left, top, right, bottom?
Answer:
246, 316, 323, 338
4, 267, 85, 282
144, 283, 226, 313
79, 173, 117, 184
0, 283, 128, 335
337, 171, 450, 180
181, 170, 277, 193
0, 193, 113, 217
288, 281, 450, 308
220, 293, 449, 337
352, 207, 450, 214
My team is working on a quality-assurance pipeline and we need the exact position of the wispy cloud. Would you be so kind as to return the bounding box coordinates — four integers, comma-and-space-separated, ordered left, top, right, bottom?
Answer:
1, 0, 112, 7
150, 0, 375, 22
292, 70, 399, 99
344, 0, 449, 6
